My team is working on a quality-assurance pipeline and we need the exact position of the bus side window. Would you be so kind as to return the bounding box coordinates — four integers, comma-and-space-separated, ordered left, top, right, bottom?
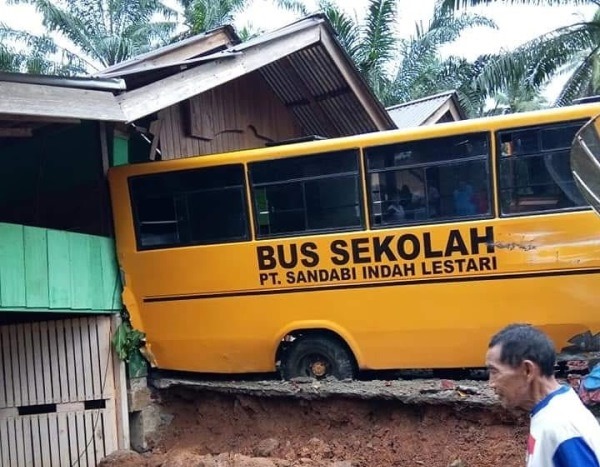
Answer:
498, 121, 588, 215
249, 150, 364, 238
129, 164, 249, 249
365, 132, 492, 227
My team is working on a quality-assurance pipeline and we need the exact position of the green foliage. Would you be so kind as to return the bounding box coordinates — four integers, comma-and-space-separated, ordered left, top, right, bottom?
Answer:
7, 0, 178, 71
112, 320, 146, 362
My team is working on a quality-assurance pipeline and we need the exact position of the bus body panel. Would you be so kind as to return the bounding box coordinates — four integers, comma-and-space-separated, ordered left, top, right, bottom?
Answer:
108, 103, 600, 375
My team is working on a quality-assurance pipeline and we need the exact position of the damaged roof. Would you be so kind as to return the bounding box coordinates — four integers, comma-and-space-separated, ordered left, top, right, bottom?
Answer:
99, 14, 395, 136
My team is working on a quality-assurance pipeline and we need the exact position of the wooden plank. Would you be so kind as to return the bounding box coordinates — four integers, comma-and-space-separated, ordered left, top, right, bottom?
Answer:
99, 239, 121, 311
98, 318, 114, 399
91, 410, 105, 462
7, 417, 18, 467
0, 328, 5, 409
80, 318, 94, 400
14, 416, 25, 467
102, 408, 118, 458
0, 81, 126, 121
23, 322, 35, 406
0, 114, 80, 123
56, 320, 69, 403
57, 413, 69, 466
117, 25, 321, 122
67, 412, 79, 467
48, 321, 63, 404
31, 416, 42, 466
16, 324, 27, 406
39, 322, 52, 404
47, 413, 60, 467
38, 414, 51, 467
0, 417, 9, 467
72, 319, 85, 402
0, 223, 26, 307
64, 320, 77, 403
89, 319, 102, 399
110, 315, 130, 450
98, 28, 234, 76
24, 227, 50, 309
1, 326, 14, 408
88, 243, 105, 312
31, 323, 45, 404
0, 127, 33, 137
70, 235, 92, 310
85, 410, 96, 466
47, 230, 72, 309
23, 416, 33, 466
76, 411, 88, 467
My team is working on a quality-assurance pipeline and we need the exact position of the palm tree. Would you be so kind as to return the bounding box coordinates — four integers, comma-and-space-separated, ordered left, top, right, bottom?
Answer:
388, 3, 495, 110
319, 0, 397, 100
177, 0, 308, 39
0, 23, 86, 74
320, 0, 495, 111
7, 0, 178, 72
442, 0, 600, 105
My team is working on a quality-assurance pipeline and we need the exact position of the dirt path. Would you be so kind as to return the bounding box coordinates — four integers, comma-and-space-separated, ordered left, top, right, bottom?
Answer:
102, 378, 529, 466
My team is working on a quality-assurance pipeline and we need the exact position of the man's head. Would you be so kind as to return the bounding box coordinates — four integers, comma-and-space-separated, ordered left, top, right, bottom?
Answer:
486, 324, 557, 410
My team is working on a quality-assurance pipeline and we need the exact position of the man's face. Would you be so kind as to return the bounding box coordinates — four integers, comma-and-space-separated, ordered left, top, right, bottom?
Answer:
486, 344, 531, 410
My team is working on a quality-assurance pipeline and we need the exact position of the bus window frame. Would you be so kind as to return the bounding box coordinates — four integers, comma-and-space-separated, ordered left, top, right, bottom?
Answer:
128, 163, 252, 251
495, 119, 593, 218
363, 132, 496, 230
248, 149, 367, 240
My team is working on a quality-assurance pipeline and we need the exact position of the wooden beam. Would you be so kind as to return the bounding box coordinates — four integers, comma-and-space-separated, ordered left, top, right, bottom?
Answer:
98, 29, 236, 78
0, 81, 126, 122
319, 25, 395, 131
0, 127, 33, 137
0, 114, 81, 124
117, 25, 321, 123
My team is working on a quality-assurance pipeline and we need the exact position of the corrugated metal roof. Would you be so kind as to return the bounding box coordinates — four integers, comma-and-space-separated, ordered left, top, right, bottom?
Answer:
260, 43, 384, 137
387, 91, 458, 128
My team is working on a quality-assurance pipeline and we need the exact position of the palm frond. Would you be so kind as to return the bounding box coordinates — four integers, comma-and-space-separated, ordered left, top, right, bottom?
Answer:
359, 0, 397, 74
440, 0, 599, 10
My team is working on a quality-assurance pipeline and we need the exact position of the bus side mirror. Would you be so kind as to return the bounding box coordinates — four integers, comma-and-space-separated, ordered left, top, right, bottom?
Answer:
571, 113, 600, 216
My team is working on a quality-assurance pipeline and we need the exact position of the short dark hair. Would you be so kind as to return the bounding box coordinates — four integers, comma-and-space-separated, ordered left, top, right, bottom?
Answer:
488, 324, 556, 377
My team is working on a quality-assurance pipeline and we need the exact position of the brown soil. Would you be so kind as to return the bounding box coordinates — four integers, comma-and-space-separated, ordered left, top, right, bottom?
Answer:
106, 387, 529, 467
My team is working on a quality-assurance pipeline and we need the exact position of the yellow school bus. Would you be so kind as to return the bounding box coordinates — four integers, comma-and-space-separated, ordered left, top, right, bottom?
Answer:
108, 103, 600, 379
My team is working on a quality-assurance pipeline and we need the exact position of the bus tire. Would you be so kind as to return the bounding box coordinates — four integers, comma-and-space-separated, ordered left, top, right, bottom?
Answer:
281, 334, 355, 380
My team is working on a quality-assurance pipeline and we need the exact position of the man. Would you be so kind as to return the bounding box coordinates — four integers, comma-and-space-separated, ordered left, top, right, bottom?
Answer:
486, 324, 600, 467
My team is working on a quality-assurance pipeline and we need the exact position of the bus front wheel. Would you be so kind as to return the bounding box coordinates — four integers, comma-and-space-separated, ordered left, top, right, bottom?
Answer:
281, 334, 355, 380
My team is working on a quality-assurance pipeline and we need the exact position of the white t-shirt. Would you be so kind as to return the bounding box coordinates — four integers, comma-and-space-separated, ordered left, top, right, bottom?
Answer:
527, 385, 600, 467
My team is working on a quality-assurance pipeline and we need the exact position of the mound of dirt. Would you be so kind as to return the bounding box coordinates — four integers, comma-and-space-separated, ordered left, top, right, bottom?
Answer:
121, 387, 528, 467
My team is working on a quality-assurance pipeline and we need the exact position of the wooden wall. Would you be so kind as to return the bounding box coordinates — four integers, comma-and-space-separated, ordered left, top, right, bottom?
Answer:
0, 223, 121, 313
156, 71, 302, 160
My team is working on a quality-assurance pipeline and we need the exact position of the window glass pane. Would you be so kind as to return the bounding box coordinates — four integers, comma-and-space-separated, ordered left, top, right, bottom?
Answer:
366, 133, 491, 227
250, 150, 363, 237
251, 150, 358, 184
498, 121, 588, 215
129, 164, 249, 249
367, 133, 489, 170
135, 196, 179, 247
187, 189, 247, 243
